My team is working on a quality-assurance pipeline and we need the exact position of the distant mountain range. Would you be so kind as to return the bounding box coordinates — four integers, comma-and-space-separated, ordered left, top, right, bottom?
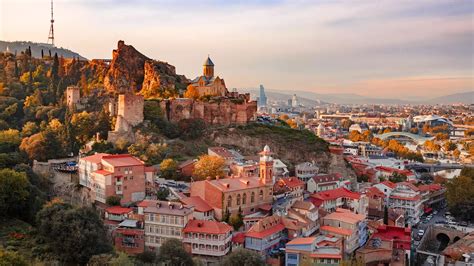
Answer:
0, 41, 86, 60
243, 88, 473, 105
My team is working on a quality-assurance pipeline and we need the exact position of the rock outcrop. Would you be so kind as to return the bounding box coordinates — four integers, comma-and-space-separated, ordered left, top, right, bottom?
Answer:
104, 40, 150, 93
103, 40, 189, 96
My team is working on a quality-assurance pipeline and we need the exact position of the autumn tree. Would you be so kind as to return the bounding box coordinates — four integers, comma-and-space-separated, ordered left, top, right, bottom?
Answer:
160, 158, 178, 179
193, 155, 226, 180
184, 86, 199, 99
0, 169, 30, 218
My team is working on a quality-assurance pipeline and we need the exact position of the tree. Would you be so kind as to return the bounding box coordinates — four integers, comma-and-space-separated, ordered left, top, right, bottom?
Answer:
21, 121, 39, 137
222, 208, 230, 223
383, 205, 388, 225
110, 252, 134, 266
193, 155, 225, 180
446, 168, 474, 222
0, 248, 27, 266
106, 195, 121, 206
221, 248, 265, 266
36, 199, 112, 264
0, 169, 30, 217
156, 187, 170, 201
157, 238, 193, 266
160, 158, 178, 179
178, 118, 206, 140
389, 172, 407, 183
20, 130, 65, 161
229, 207, 244, 231
184, 86, 199, 99
453, 149, 461, 158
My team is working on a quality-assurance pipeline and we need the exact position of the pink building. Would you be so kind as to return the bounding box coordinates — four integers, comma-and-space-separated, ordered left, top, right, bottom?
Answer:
183, 220, 233, 257
79, 153, 151, 204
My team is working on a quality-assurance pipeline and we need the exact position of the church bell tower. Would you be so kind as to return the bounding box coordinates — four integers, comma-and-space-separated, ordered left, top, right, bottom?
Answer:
203, 56, 214, 79
259, 145, 274, 185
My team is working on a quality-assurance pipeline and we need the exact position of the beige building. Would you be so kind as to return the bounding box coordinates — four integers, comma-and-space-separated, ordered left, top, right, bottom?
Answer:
138, 200, 194, 251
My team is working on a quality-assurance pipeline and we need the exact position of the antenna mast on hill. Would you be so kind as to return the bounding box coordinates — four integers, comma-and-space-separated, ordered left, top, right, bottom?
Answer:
47, 0, 55, 46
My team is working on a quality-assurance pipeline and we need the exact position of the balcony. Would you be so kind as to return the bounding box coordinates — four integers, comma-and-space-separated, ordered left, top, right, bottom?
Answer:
116, 190, 123, 195
191, 246, 230, 257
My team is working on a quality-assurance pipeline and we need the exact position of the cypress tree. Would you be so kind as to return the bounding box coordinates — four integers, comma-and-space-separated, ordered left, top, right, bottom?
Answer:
41, 49, 44, 58
383, 205, 388, 225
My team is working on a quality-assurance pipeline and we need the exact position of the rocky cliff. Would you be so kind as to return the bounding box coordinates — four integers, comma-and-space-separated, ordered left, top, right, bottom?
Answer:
103, 40, 189, 96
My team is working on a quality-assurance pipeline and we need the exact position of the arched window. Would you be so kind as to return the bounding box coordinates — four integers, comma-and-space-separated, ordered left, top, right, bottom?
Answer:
227, 195, 232, 207
251, 192, 255, 203
259, 190, 264, 200
242, 193, 247, 205
237, 194, 241, 205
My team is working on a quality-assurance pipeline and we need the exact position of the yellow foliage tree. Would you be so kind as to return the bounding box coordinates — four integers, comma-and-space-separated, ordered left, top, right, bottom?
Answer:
193, 155, 225, 180
184, 86, 200, 100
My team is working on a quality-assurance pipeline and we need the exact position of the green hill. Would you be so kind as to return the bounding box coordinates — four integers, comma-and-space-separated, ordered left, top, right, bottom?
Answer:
0, 41, 86, 60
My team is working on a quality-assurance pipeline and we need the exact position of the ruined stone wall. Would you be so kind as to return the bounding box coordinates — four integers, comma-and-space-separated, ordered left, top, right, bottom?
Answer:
118, 94, 144, 127
160, 98, 257, 125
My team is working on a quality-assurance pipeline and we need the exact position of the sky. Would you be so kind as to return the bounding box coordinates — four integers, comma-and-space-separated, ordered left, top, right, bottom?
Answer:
1, 0, 473, 99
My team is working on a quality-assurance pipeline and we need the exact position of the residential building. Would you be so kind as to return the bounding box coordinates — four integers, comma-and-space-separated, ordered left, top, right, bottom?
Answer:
373, 180, 397, 200
78, 153, 148, 204
285, 235, 343, 266
178, 159, 196, 178
388, 182, 422, 225
286, 201, 319, 237
245, 216, 286, 256
183, 220, 233, 257
295, 162, 319, 182
309, 187, 368, 216
365, 187, 385, 220
190, 146, 274, 220
320, 208, 368, 255
273, 177, 305, 204
375, 166, 416, 182
418, 184, 446, 211
180, 196, 215, 220
306, 173, 345, 193
140, 200, 194, 251
105, 206, 134, 224
113, 219, 145, 255
273, 159, 289, 179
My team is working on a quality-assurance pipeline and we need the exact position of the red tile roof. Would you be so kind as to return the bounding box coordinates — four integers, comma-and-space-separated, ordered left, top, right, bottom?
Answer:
137, 199, 156, 208
180, 196, 213, 212
106, 206, 133, 215
323, 208, 366, 225
418, 184, 443, 192
279, 177, 305, 188
286, 237, 316, 245
379, 180, 396, 189
375, 166, 414, 177
232, 232, 245, 244
311, 173, 342, 184
80, 153, 109, 164
93, 169, 113, 176
246, 223, 285, 239
397, 182, 420, 192
372, 225, 411, 246
366, 187, 385, 198
320, 225, 352, 236
102, 154, 144, 167
311, 187, 361, 201
183, 220, 232, 235
389, 194, 421, 201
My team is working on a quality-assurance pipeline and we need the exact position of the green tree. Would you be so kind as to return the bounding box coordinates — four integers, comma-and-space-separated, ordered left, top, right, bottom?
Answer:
0, 169, 30, 217
446, 168, 474, 222
36, 199, 112, 264
157, 238, 193, 266
221, 248, 265, 266
229, 207, 244, 231
110, 252, 134, 266
156, 187, 170, 201
106, 195, 121, 206
0, 248, 28, 266
389, 172, 407, 183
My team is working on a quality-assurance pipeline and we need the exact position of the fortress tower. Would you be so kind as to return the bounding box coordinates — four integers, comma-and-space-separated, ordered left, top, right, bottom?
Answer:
66, 86, 80, 108
203, 56, 214, 79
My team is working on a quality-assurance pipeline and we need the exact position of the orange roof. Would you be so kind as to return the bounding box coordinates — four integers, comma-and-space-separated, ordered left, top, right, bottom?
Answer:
102, 154, 144, 167
183, 220, 232, 234
246, 223, 285, 239
389, 194, 421, 201
323, 209, 365, 225
180, 196, 213, 212
106, 206, 133, 215
205, 176, 269, 192
286, 237, 316, 245
279, 177, 305, 188
376, 166, 414, 176
311, 187, 361, 201
366, 187, 385, 197
320, 225, 352, 236
93, 169, 113, 176
80, 153, 109, 164
137, 199, 156, 208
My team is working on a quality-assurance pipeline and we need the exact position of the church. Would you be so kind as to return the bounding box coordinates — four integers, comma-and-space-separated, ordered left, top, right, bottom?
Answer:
189, 146, 275, 220
186, 56, 228, 97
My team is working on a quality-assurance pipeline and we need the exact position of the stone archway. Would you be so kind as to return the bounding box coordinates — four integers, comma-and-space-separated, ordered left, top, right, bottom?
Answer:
436, 233, 450, 251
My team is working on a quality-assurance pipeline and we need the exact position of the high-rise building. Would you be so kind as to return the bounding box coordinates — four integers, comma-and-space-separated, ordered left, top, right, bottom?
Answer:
258, 84, 267, 108
291, 94, 299, 108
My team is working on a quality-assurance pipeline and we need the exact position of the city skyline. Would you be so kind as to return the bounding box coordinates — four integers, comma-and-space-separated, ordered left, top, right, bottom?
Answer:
1, 0, 473, 98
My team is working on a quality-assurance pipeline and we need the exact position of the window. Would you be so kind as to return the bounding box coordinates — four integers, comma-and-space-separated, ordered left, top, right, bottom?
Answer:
259, 190, 263, 200
237, 194, 241, 205
251, 192, 255, 203
287, 254, 298, 260
242, 193, 247, 205
227, 195, 232, 207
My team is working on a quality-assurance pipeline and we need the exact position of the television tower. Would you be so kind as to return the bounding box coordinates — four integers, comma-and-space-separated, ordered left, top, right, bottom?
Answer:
47, 0, 55, 46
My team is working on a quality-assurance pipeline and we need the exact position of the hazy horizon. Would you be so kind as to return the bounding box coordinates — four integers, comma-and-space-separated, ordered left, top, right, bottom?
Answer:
1, 0, 473, 99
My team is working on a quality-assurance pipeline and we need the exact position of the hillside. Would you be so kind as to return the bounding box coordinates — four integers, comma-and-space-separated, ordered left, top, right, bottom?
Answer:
0, 41, 86, 60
